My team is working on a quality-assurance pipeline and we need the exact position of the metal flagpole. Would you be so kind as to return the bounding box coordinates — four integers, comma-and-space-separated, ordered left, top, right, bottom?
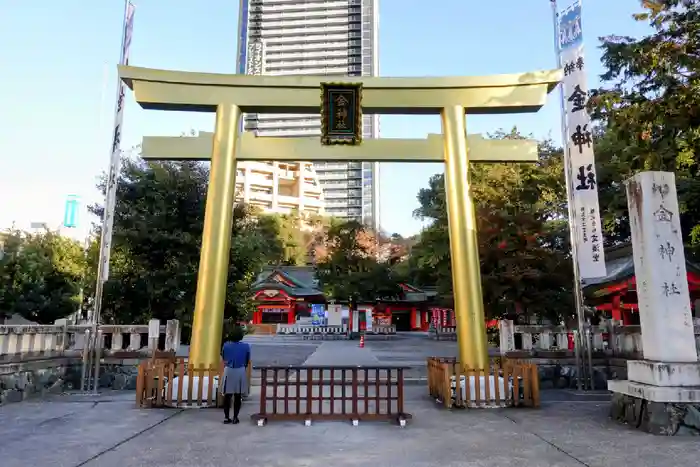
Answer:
82, 0, 135, 393
550, 0, 588, 391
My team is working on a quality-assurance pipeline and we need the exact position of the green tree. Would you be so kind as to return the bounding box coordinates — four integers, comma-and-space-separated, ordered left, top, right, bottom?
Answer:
88, 159, 282, 337
255, 212, 309, 265
409, 129, 573, 322
316, 220, 402, 303
0, 229, 87, 324
590, 0, 700, 254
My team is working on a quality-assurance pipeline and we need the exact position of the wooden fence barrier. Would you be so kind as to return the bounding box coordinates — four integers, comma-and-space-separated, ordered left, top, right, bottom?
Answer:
251, 365, 411, 426
136, 357, 252, 408
426, 357, 540, 409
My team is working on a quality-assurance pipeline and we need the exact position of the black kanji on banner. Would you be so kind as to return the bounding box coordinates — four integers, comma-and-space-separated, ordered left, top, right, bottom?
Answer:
575, 164, 596, 190
570, 124, 592, 153
117, 86, 125, 113
563, 57, 585, 76
112, 125, 121, 154
568, 85, 587, 113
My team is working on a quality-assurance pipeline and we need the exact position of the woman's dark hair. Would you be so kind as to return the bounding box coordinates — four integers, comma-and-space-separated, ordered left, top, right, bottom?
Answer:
227, 325, 245, 343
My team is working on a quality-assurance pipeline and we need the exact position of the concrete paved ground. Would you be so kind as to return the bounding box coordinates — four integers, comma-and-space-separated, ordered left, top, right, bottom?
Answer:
302, 341, 380, 366
5, 336, 699, 466
179, 333, 455, 379
3, 387, 699, 467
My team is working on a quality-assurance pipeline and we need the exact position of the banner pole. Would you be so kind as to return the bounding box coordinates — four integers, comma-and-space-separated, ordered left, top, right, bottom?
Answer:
550, 0, 587, 390
85, 0, 134, 394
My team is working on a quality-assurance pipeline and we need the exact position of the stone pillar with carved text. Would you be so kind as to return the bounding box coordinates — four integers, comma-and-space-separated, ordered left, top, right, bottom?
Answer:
626, 171, 697, 363
608, 171, 700, 435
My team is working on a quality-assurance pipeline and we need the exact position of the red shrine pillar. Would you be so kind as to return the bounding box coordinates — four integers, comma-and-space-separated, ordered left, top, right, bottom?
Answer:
410, 307, 417, 330
253, 308, 262, 325
611, 295, 622, 322
287, 303, 295, 324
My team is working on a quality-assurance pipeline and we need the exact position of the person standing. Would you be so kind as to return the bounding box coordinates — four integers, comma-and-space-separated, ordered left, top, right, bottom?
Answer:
220, 326, 251, 424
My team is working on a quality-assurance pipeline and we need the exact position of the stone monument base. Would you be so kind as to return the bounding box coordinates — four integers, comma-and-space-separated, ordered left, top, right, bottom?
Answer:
626, 360, 700, 387
609, 390, 700, 436
609, 361, 700, 436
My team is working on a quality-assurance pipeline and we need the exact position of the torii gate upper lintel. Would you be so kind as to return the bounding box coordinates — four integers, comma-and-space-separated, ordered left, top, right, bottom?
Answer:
119, 65, 562, 370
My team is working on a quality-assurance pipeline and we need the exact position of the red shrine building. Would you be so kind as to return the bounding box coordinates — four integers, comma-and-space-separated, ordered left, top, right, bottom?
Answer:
249, 266, 445, 331
250, 267, 325, 326
583, 244, 700, 324
355, 284, 441, 332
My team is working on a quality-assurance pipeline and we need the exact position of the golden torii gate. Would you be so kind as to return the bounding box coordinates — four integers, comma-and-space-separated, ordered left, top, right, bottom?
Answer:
119, 66, 561, 370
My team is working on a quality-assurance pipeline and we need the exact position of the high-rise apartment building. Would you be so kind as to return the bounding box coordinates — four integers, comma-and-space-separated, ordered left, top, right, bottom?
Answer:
236, 0, 381, 231
236, 161, 325, 216
190, 133, 326, 216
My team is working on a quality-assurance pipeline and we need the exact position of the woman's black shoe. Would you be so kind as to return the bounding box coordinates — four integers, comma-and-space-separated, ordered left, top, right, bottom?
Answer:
232, 418, 240, 424
223, 419, 232, 424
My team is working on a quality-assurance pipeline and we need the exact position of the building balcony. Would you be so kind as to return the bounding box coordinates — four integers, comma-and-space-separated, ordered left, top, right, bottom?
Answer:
263, 34, 350, 46
277, 195, 323, 207
259, 16, 351, 29
255, 1, 352, 13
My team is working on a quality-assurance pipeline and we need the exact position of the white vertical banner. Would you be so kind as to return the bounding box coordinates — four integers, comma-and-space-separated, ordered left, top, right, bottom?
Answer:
98, 1, 135, 282
557, 1, 606, 279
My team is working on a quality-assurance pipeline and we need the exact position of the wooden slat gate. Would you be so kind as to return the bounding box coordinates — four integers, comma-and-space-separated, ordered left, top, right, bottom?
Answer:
136, 357, 252, 408
427, 357, 540, 409
252, 365, 411, 426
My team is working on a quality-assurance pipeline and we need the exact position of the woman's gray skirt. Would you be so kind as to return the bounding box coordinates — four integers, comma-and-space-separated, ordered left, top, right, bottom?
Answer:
221, 366, 248, 395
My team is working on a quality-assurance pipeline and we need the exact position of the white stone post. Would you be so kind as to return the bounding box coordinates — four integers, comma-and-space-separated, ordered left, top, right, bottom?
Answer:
165, 319, 180, 352
148, 319, 160, 354
609, 171, 700, 404
540, 330, 553, 350
626, 172, 696, 362
111, 332, 123, 351
556, 332, 568, 350
128, 332, 141, 351
498, 320, 515, 355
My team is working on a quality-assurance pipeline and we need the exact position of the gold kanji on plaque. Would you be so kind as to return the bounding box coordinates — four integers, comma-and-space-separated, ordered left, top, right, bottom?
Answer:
320, 82, 363, 145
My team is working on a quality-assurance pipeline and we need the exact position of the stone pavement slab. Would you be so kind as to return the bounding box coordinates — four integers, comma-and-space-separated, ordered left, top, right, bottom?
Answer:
504, 399, 700, 466
0, 392, 178, 467
302, 341, 380, 366
179, 342, 320, 366
77, 389, 583, 467
3, 388, 700, 467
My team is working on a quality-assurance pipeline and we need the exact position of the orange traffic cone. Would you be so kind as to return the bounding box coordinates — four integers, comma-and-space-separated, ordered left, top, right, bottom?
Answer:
359, 335, 365, 348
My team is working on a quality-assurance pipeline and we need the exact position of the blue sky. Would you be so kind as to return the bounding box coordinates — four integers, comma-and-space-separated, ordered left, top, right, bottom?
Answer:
0, 0, 650, 239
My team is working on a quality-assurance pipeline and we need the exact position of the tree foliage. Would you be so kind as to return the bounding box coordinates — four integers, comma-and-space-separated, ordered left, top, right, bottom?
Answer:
0, 229, 87, 324
88, 159, 285, 336
316, 220, 402, 303
256, 212, 334, 266
408, 129, 574, 323
590, 0, 700, 253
